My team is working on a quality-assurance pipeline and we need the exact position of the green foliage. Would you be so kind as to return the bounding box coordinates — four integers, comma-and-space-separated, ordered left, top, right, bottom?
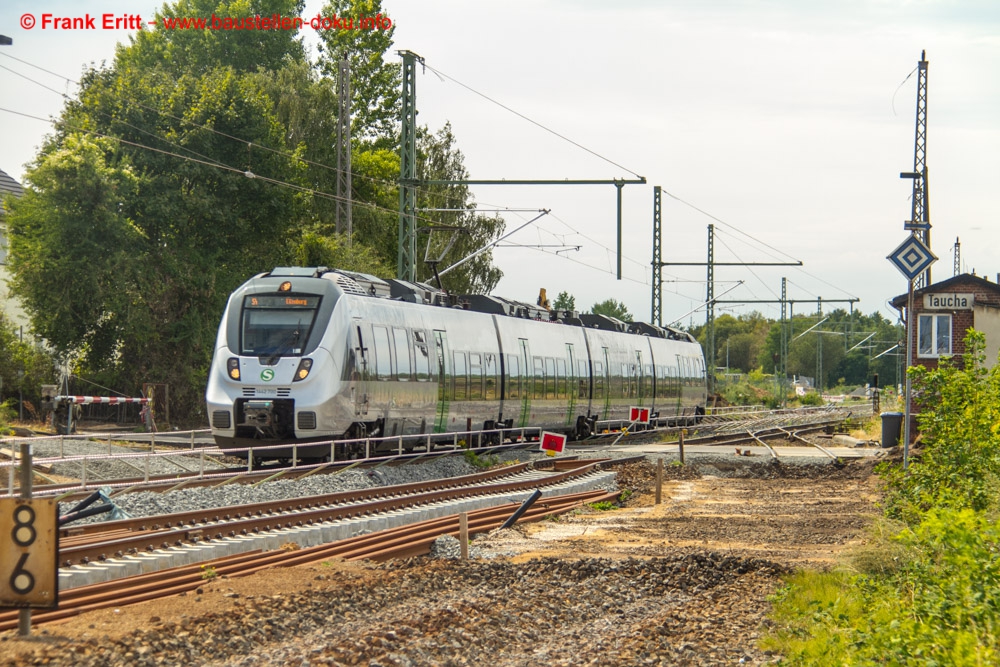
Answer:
414, 124, 504, 295
552, 291, 576, 311
0, 313, 59, 421
463, 450, 499, 468
882, 330, 1000, 520
6, 0, 503, 421
767, 329, 1000, 664
317, 0, 400, 149
130, 0, 307, 74
797, 391, 824, 406
588, 501, 617, 511
200, 564, 218, 580
767, 509, 1000, 665
591, 298, 631, 322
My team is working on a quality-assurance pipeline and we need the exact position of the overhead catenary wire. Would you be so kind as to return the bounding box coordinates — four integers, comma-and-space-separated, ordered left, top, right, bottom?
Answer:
0, 52, 508, 212
0, 106, 456, 229
661, 188, 856, 302
423, 63, 644, 180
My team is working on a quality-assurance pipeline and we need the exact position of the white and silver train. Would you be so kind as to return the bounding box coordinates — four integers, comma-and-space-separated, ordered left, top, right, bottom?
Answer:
206, 267, 708, 458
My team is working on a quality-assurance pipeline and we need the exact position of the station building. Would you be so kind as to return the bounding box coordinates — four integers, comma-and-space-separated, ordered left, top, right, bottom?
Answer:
891, 273, 1000, 372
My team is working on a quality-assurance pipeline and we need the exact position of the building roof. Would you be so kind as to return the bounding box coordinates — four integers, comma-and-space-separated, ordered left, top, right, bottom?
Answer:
0, 167, 24, 201
890, 273, 1000, 309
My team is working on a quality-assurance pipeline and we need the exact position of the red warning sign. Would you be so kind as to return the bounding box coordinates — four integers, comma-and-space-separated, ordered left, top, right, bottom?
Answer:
629, 407, 650, 424
539, 431, 567, 454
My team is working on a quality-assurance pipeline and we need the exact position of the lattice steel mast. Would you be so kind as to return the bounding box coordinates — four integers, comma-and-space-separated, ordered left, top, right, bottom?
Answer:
651, 186, 663, 325
905, 50, 931, 288
397, 50, 422, 282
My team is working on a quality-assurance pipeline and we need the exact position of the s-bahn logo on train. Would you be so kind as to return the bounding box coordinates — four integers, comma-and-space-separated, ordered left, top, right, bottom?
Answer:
260, 369, 274, 382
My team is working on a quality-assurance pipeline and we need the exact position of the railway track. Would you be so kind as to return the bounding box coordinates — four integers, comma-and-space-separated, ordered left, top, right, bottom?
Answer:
1, 405, 856, 501
55, 459, 615, 568
0, 486, 616, 632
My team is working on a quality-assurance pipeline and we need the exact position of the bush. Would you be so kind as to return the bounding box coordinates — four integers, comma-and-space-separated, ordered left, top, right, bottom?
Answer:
766, 331, 1000, 664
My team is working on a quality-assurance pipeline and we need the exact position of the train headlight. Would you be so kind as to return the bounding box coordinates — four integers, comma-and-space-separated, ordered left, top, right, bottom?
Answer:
293, 358, 313, 382
227, 358, 241, 381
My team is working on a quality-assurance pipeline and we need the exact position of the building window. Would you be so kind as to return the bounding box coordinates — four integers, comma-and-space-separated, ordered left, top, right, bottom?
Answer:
918, 314, 951, 357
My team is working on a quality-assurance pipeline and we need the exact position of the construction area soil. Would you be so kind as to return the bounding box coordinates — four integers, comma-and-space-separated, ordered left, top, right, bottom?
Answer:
0, 456, 881, 666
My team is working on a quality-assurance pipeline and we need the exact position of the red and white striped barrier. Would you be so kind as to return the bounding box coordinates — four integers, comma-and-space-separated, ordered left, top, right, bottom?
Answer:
53, 396, 151, 405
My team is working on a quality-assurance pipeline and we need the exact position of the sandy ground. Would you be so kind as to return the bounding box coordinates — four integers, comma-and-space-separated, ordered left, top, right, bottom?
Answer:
0, 457, 879, 666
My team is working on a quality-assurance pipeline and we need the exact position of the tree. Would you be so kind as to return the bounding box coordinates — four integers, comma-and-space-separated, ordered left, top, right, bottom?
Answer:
591, 299, 632, 322
553, 291, 576, 311
0, 312, 58, 424
7, 1, 315, 416
129, 0, 307, 74
6, 0, 505, 419
413, 123, 504, 295
317, 0, 400, 149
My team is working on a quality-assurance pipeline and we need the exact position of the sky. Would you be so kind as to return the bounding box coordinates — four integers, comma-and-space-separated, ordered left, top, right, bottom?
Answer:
2, 0, 999, 329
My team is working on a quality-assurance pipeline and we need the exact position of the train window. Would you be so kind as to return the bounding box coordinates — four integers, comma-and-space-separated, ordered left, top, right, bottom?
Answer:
621, 364, 630, 399
240, 295, 320, 357
393, 329, 411, 380
469, 353, 483, 400
533, 357, 545, 400
485, 354, 498, 400
556, 359, 567, 400
372, 326, 392, 380
453, 352, 468, 400
578, 360, 589, 399
593, 361, 605, 399
507, 354, 520, 399
643, 365, 653, 401
414, 344, 430, 381
545, 358, 556, 399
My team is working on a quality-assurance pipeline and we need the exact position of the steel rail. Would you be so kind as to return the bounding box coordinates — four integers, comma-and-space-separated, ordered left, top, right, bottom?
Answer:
778, 427, 838, 460
56, 461, 608, 566
0, 489, 615, 632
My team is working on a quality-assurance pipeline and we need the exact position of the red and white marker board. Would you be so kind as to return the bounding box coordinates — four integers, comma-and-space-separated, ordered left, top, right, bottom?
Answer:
539, 431, 567, 454
629, 407, 650, 423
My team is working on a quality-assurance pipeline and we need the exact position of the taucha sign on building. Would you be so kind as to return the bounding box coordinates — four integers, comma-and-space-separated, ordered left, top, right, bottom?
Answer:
923, 293, 974, 310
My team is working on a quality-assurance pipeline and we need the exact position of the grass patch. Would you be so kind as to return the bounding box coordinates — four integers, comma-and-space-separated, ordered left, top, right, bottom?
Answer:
588, 501, 617, 511
463, 450, 500, 468
761, 570, 866, 665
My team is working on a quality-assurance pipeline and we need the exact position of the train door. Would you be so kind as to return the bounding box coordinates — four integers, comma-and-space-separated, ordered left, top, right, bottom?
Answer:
634, 350, 644, 406
433, 331, 449, 433
351, 320, 370, 417
565, 343, 577, 427
601, 347, 612, 419
518, 339, 531, 428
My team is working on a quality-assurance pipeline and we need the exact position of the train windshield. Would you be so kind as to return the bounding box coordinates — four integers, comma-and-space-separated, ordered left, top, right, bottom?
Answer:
240, 295, 321, 357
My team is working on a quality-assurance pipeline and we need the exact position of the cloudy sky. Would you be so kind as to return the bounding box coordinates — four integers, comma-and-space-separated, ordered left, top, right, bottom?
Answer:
2, 0, 998, 326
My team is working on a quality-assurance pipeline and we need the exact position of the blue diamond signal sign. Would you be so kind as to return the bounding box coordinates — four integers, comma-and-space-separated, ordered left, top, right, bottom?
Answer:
888, 234, 937, 281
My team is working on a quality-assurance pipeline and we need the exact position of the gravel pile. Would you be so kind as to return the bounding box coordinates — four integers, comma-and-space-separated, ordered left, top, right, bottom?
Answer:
12, 555, 784, 667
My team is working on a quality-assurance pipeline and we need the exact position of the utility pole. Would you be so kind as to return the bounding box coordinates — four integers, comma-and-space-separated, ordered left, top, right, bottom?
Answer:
780, 277, 788, 402
953, 237, 960, 277
336, 52, 353, 242
706, 224, 715, 382
651, 186, 662, 326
